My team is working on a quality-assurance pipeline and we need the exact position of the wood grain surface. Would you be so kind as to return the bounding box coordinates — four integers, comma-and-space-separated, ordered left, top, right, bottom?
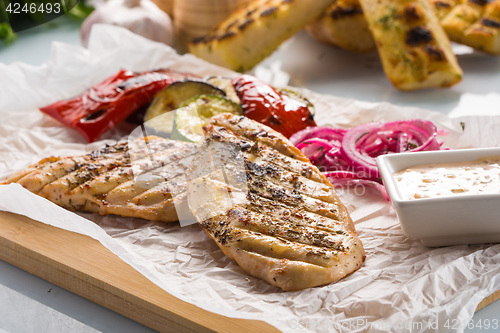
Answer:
0, 210, 498, 332
0, 211, 278, 333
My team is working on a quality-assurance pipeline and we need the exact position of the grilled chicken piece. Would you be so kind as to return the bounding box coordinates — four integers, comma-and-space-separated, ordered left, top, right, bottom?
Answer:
4, 112, 364, 290
187, 114, 364, 291
188, 0, 335, 72
3, 137, 197, 222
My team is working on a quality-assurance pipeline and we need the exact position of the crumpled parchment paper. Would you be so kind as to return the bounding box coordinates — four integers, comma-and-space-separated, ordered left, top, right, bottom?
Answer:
1, 25, 499, 333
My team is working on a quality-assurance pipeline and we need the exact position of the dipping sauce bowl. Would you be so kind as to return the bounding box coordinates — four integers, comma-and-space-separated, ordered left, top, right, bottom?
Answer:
377, 147, 500, 247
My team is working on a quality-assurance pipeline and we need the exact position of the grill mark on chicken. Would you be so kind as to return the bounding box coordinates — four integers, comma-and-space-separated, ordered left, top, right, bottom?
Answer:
188, 113, 364, 291
15, 138, 169, 195
227, 206, 350, 253
98, 151, 195, 205
206, 125, 321, 182
3, 137, 196, 222
208, 115, 308, 161
189, 176, 363, 291
38, 139, 195, 210
4, 156, 61, 184
244, 192, 352, 234
202, 213, 349, 268
39, 157, 127, 204
244, 160, 336, 203
4, 112, 364, 290
200, 123, 349, 224
244, 173, 342, 220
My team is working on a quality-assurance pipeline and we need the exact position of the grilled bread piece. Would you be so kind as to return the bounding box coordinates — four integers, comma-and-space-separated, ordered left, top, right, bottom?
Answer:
305, 0, 376, 53
439, 0, 500, 54
3, 137, 197, 222
187, 114, 364, 291
431, 0, 459, 20
358, 0, 462, 90
188, 0, 335, 72
308, 0, 500, 56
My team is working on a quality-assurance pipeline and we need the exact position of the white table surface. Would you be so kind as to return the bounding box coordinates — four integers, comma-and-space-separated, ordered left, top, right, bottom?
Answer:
0, 14, 499, 333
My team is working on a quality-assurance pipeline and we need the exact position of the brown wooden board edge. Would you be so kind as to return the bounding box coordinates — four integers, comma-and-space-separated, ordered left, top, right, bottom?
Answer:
0, 211, 279, 333
1, 211, 499, 331
476, 290, 500, 312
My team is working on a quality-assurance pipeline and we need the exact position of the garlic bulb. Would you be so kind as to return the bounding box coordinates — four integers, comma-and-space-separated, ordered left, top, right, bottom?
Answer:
81, 0, 175, 47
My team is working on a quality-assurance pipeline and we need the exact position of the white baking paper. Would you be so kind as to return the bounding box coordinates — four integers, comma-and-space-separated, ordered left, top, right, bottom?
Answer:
1, 25, 500, 333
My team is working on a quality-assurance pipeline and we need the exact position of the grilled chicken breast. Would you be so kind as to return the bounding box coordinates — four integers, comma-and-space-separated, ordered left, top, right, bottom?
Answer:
3, 137, 197, 222
4, 113, 364, 290
187, 114, 364, 291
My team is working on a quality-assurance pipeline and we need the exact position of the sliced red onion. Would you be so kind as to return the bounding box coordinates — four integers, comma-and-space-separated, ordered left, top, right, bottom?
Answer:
341, 122, 381, 179
290, 126, 346, 146
296, 138, 334, 164
382, 119, 439, 152
292, 119, 445, 200
397, 132, 409, 153
324, 170, 359, 179
317, 148, 351, 172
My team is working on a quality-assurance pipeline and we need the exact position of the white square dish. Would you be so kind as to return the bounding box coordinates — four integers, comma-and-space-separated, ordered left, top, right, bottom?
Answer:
377, 147, 500, 247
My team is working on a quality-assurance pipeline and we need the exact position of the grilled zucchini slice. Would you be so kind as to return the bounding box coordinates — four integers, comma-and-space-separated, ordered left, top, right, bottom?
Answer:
172, 95, 243, 142
144, 80, 226, 136
205, 76, 241, 104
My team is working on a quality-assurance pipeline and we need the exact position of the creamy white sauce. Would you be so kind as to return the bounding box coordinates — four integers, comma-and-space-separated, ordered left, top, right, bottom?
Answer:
393, 156, 500, 200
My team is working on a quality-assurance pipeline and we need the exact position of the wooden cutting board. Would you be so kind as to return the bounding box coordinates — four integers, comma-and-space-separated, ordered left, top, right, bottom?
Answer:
0, 210, 498, 332
0, 211, 278, 333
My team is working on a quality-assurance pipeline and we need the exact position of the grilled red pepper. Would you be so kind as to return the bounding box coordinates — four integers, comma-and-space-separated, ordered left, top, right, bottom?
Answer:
231, 74, 316, 138
39, 69, 175, 142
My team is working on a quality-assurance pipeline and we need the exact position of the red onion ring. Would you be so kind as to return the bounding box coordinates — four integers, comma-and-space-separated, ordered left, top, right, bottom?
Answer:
292, 119, 446, 200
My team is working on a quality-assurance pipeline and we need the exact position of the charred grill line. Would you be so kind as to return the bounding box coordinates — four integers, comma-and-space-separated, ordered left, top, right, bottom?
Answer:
202, 215, 345, 267
207, 125, 320, 182
187, 114, 363, 290
244, 193, 347, 234
7, 137, 197, 222
88, 148, 194, 197
34, 138, 179, 199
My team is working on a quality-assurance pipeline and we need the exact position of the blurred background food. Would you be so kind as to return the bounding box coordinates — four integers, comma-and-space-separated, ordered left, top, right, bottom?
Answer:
173, 0, 253, 52
2, 0, 499, 91
171, 0, 499, 91
80, 0, 174, 47
187, 0, 335, 72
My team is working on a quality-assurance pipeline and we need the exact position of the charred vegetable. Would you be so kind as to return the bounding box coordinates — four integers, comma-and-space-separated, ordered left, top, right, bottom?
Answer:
172, 95, 243, 142
231, 74, 316, 138
39, 69, 174, 142
144, 80, 226, 136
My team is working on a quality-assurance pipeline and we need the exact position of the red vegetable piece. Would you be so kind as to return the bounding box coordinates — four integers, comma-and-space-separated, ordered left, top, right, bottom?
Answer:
292, 120, 446, 200
341, 122, 381, 179
231, 74, 316, 138
290, 126, 346, 146
296, 138, 335, 165
39, 69, 175, 142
